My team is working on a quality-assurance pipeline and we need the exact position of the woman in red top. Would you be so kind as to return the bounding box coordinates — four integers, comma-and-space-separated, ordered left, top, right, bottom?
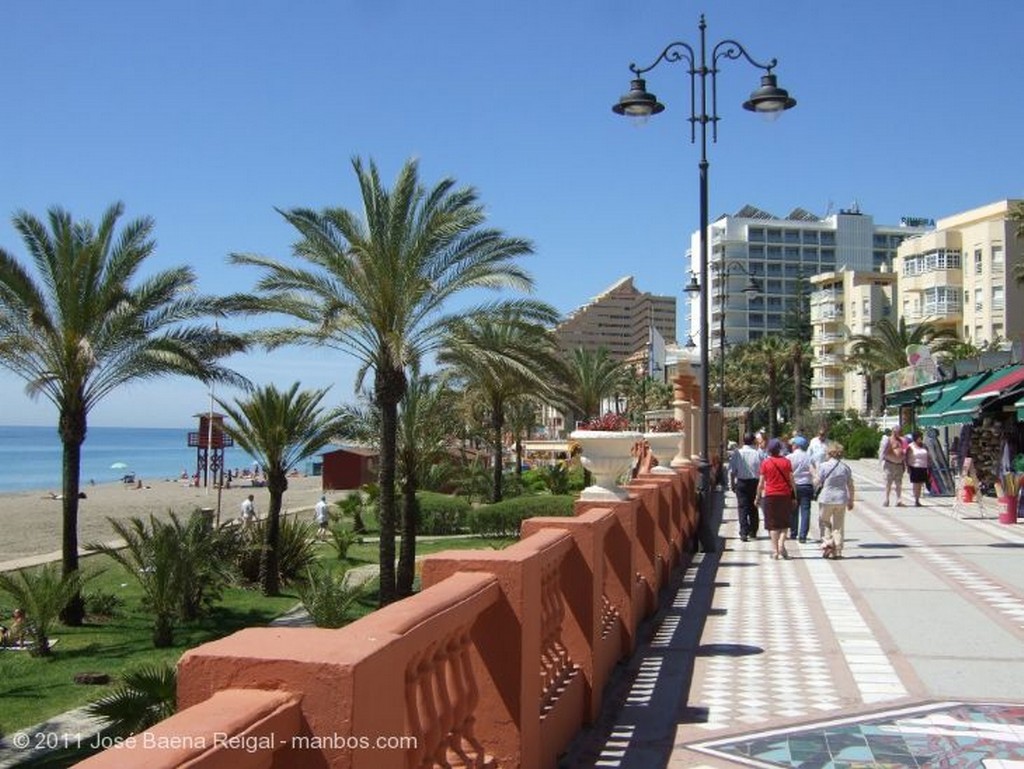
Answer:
756, 438, 798, 560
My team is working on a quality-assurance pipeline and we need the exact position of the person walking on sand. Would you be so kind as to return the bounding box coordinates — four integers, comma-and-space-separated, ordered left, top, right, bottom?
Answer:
756, 438, 797, 560
881, 426, 907, 507
240, 494, 257, 526
905, 430, 931, 506
314, 495, 331, 540
815, 442, 854, 559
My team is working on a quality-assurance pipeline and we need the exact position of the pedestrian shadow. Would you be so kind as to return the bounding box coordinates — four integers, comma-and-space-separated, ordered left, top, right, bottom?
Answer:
695, 642, 762, 657
989, 541, 1024, 548
856, 542, 909, 549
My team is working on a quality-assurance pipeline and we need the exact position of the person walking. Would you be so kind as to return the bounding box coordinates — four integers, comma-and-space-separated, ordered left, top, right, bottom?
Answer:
788, 435, 815, 543
756, 438, 797, 560
729, 432, 763, 542
314, 495, 331, 540
905, 430, 931, 506
881, 426, 907, 506
240, 494, 257, 526
815, 442, 855, 559
808, 426, 828, 466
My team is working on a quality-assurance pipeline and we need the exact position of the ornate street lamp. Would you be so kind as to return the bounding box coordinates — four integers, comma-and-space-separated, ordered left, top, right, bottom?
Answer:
613, 14, 795, 552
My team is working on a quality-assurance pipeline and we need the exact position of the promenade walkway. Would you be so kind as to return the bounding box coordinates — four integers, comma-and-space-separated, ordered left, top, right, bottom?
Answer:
566, 458, 1024, 768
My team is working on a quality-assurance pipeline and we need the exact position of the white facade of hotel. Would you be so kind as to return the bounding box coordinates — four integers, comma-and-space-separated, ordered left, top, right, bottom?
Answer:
806, 199, 1023, 415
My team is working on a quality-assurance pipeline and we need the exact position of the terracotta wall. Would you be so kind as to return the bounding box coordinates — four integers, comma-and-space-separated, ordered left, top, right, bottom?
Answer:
75, 466, 697, 769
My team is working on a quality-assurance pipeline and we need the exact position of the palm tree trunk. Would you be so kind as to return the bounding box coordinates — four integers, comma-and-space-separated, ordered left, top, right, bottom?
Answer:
491, 409, 505, 503
376, 368, 404, 606
515, 437, 524, 481
260, 474, 287, 596
397, 467, 418, 598
59, 411, 85, 626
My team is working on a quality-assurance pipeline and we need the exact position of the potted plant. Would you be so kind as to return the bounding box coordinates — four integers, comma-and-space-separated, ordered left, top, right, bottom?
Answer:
570, 413, 643, 500
645, 417, 686, 470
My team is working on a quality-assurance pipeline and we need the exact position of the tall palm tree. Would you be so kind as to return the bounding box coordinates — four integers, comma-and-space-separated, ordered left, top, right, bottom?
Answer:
505, 394, 543, 482
0, 203, 245, 624
439, 310, 563, 502
227, 157, 543, 605
395, 372, 460, 596
558, 347, 625, 428
218, 383, 345, 596
848, 317, 959, 414
732, 336, 790, 437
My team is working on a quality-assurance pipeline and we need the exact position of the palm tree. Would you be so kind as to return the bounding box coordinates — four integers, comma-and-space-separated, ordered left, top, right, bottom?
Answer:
0, 564, 83, 656
732, 336, 790, 437
227, 157, 542, 605
439, 311, 563, 503
88, 516, 186, 647
0, 203, 246, 625
217, 383, 345, 596
395, 372, 460, 596
848, 317, 959, 415
558, 347, 625, 428
86, 663, 177, 737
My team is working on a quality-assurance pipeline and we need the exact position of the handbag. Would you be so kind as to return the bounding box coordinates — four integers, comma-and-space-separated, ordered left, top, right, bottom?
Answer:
813, 461, 843, 501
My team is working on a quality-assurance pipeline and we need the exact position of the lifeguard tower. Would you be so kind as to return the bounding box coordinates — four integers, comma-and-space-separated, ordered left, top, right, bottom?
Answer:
188, 412, 234, 487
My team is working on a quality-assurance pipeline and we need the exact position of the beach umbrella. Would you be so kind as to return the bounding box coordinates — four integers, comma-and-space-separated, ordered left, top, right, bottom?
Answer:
110, 462, 129, 470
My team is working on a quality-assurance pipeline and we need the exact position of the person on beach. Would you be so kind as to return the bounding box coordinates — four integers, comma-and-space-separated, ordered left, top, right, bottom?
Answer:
815, 442, 854, 559
729, 432, 762, 542
240, 494, 257, 526
881, 426, 907, 507
905, 430, 931, 506
756, 438, 797, 560
314, 495, 331, 540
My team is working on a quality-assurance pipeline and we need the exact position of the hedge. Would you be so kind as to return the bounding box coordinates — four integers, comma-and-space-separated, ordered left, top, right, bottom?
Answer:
415, 491, 472, 535
467, 495, 576, 538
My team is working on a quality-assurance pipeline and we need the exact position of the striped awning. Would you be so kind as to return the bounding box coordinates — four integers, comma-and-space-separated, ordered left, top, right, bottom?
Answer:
960, 364, 1024, 402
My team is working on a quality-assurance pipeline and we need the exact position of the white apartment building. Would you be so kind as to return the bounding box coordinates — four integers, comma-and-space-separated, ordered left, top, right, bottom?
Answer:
687, 204, 926, 351
895, 199, 1023, 347
809, 268, 896, 414
806, 199, 1023, 415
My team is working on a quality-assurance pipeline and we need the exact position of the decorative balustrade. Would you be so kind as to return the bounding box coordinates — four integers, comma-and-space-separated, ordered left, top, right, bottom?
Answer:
75, 453, 697, 769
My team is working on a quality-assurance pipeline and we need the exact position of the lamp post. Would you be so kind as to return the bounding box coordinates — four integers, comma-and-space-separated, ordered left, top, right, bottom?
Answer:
613, 14, 795, 550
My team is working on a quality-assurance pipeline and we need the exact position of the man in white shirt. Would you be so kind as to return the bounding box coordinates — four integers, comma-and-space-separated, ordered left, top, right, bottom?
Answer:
808, 427, 828, 466
728, 432, 763, 542
314, 495, 331, 540
240, 494, 257, 526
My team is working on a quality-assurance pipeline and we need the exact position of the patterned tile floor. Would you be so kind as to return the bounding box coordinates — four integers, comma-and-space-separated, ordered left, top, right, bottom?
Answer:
689, 701, 1024, 768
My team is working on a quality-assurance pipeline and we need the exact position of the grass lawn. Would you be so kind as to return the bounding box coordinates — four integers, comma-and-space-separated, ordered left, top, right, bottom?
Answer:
1, 533, 512, 737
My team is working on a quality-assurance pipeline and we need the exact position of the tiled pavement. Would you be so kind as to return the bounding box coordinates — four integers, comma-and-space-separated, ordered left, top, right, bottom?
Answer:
565, 459, 1024, 768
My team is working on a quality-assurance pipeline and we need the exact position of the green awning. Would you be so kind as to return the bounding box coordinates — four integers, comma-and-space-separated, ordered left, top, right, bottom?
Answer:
885, 381, 937, 407
917, 372, 989, 427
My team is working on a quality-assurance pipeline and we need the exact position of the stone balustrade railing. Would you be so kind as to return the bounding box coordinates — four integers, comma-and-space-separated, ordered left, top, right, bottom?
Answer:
74, 465, 697, 769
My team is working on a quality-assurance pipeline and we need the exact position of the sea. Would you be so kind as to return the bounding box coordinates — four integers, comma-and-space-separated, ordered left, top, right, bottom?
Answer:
0, 424, 265, 493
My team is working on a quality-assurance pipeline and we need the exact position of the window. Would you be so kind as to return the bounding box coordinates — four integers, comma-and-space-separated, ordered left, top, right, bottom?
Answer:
749, 227, 765, 242
820, 231, 836, 246
749, 245, 764, 258
974, 287, 984, 312
993, 244, 1004, 269
975, 248, 983, 275
992, 285, 1004, 311
994, 323, 1004, 339
802, 231, 818, 244
767, 246, 783, 260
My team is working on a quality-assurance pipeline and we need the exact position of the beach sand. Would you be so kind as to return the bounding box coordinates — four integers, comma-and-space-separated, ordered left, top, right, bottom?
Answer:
0, 474, 328, 565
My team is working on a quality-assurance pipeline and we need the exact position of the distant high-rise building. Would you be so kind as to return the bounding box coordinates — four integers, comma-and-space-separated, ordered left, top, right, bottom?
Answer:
687, 204, 928, 350
554, 276, 676, 361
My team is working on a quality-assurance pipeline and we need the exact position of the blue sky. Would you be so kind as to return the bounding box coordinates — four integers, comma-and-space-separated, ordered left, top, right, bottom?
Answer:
2, 1, 1023, 428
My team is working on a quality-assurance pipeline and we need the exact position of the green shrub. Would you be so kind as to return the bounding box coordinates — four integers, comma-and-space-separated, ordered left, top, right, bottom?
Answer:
328, 525, 359, 560
415, 491, 471, 535
85, 663, 176, 738
84, 589, 125, 618
468, 495, 575, 538
234, 515, 318, 586
828, 416, 882, 460
298, 565, 375, 628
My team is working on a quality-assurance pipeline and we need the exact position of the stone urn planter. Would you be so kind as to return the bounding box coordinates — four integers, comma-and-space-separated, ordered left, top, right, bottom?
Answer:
644, 432, 685, 473
570, 430, 643, 501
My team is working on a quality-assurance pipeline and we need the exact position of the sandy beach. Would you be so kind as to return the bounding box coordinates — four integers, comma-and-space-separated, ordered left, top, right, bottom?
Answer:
0, 474, 328, 565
